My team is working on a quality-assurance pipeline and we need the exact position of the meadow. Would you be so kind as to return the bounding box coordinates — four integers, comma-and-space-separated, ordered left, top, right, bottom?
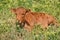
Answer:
0, 0, 60, 40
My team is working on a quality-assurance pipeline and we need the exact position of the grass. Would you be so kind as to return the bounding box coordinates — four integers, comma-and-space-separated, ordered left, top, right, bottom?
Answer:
0, 0, 60, 40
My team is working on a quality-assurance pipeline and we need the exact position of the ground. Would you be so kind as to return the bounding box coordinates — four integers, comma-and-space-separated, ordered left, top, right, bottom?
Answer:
0, 0, 60, 40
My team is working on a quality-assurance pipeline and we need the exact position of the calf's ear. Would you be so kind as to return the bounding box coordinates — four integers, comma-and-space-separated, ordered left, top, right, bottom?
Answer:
10, 8, 16, 13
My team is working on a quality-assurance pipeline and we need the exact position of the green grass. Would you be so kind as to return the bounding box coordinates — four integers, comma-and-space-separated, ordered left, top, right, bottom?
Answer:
0, 0, 60, 40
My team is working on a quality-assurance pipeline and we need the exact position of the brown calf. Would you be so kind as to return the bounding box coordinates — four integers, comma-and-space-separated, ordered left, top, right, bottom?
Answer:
10, 7, 59, 31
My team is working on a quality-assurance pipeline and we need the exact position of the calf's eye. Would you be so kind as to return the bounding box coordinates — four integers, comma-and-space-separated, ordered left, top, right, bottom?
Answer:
22, 14, 25, 15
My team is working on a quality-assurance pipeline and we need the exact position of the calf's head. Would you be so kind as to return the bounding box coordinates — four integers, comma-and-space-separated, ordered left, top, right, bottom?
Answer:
10, 7, 31, 23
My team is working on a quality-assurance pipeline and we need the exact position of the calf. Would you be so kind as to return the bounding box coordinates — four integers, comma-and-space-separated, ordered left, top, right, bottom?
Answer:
10, 7, 59, 31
